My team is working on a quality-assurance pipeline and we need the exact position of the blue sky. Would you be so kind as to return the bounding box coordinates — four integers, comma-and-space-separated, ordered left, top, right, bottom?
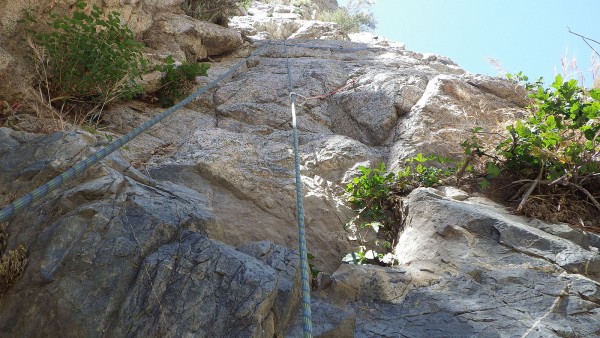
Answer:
338, 0, 600, 86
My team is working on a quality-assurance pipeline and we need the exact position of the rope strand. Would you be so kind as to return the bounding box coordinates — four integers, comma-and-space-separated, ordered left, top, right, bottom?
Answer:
284, 40, 313, 338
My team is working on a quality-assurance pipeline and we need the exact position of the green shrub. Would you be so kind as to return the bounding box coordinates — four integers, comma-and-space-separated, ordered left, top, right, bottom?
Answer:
318, 0, 376, 33
28, 1, 147, 115
154, 56, 210, 107
343, 156, 454, 265
464, 74, 600, 222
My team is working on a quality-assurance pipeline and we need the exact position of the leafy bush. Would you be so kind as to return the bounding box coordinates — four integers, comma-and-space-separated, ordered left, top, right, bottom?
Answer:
464, 74, 600, 223
318, 0, 376, 33
28, 1, 147, 115
154, 56, 210, 107
343, 156, 454, 265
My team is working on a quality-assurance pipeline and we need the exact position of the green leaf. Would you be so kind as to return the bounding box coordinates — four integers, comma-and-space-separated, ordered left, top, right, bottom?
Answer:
590, 89, 600, 101
551, 75, 563, 89
486, 162, 501, 178
414, 153, 427, 163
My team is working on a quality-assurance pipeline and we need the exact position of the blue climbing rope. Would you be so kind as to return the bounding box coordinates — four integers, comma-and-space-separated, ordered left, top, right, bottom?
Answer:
284, 40, 313, 338
0, 42, 269, 223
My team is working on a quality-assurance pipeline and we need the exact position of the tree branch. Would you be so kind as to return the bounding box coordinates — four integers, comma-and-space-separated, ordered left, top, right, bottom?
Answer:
567, 27, 600, 59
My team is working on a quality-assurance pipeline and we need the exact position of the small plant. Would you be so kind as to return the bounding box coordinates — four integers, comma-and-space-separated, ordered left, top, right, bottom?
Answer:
343, 156, 455, 265
154, 56, 210, 107
317, 0, 376, 33
26, 1, 148, 119
240, 0, 253, 11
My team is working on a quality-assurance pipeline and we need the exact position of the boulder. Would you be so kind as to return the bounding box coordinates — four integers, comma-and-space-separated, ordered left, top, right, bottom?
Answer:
144, 12, 244, 61
324, 188, 600, 337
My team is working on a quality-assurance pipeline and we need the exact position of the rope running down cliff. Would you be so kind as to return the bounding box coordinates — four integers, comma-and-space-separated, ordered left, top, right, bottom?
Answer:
284, 39, 313, 338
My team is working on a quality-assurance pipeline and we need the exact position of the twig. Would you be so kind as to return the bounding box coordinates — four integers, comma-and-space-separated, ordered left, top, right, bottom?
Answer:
567, 27, 600, 59
455, 153, 474, 184
517, 164, 544, 212
567, 182, 600, 211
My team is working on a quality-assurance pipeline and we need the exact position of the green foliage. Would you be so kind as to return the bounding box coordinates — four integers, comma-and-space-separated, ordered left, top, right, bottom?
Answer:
346, 162, 394, 219
154, 56, 210, 107
240, 0, 253, 11
462, 74, 600, 223
467, 74, 600, 184
29, 1, 147, 111
344, 156, 455, 265
307, 252, 320, 277
317, 0, 376, 33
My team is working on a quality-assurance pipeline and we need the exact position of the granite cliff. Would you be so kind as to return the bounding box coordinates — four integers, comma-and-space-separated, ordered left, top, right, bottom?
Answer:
0, 1, 599, 337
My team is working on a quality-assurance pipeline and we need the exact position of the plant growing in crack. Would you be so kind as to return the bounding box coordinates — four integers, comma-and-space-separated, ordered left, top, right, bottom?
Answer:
343, 156, 455, 265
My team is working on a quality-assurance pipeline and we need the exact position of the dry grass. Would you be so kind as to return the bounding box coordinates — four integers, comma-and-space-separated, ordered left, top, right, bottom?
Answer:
459, 170, 600, 234
0, 225, 28, 294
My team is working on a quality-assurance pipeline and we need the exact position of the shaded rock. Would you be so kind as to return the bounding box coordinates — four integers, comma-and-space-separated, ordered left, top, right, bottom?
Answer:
238, 241, 301, 333
113, 231, 279, 337
0, 130, 300, 337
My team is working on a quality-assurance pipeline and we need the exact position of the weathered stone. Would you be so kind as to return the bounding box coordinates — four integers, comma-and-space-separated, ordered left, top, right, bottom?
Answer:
286, 295, 356, 338
0, 47, 12, 72
144, 13, 243, 60
314, 188, 600, 337
2, 2, 599, 337
237, 241, 301, 333
0, 130, 297, 337
289, 21, 349, 40
113, 231, 279, 338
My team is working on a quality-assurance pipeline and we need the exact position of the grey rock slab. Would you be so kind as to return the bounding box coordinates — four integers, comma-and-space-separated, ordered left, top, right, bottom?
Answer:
0, 131, 291, 337
396, 189, 600, 281
112, 231, 279, 338
238, 241, 302, 333
312, 187, 600, 337
144, 12, 243, 60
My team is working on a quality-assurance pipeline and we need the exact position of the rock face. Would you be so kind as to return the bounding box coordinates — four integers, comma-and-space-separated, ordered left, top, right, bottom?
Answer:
112, 37, 524, 273
230, 1, 347, 40
1, 1, 598, 337
327, 188, 600, 337
0, 128, 302, 337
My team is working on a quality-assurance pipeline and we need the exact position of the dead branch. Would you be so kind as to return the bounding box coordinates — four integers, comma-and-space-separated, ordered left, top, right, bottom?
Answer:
567, 27, 600, 59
